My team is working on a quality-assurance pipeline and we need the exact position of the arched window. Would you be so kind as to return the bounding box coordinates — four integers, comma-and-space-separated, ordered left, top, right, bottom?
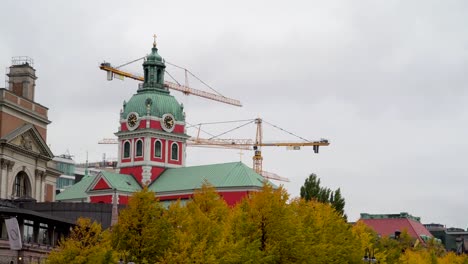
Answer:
157, 69, 162, 83
144, 68, 148, 82
171, 142, 179, 161
154, 140, 162, 158
123, 141, 131, 158
13, 172, 31, 197
136, 140, 143, 157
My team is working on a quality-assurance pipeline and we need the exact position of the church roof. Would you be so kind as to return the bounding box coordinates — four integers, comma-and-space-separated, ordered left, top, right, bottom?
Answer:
56, 175, 95, 201
56, 162, 266, 201
149, 162, 265, 194
98, 171, 141, 192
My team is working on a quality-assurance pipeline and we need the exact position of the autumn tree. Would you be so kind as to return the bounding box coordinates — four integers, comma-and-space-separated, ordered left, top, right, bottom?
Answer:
47, 218, 114, 264
290, 198, 362, 263
300, 173, 347, 219
160, 182, 232, 263
111, 186, 172, 263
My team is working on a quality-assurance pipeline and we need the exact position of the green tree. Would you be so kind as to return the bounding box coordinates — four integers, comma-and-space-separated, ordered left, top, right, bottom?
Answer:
111, 186, 172, 264
300, 173, 347, 218
47, 218, 114, 264
330, 188, 346, 220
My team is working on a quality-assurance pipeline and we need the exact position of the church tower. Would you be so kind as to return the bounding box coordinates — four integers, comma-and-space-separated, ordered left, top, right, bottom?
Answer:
116, 40, 189, 185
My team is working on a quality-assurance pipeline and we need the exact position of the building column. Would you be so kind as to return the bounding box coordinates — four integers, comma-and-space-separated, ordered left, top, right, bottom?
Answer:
144, 136, 150, 162
0, 159, 7, 199
1, 159, 15, 199
35, 169, 45, 202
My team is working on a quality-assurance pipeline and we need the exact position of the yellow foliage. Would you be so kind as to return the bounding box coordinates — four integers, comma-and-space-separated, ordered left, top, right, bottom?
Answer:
47, 218, 114, 264
112, 186, 172, 263
438, 252, 468, 264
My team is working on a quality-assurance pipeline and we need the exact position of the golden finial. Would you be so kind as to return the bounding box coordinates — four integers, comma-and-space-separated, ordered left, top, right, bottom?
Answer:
153, 34, 157, 48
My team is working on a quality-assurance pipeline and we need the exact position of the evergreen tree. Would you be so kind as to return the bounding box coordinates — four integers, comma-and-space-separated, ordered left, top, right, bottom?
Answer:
331, 188, 347, 220
300, 173, 347, 218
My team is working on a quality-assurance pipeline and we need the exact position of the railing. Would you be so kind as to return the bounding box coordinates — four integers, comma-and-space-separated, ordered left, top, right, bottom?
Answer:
11, 56, 34, 66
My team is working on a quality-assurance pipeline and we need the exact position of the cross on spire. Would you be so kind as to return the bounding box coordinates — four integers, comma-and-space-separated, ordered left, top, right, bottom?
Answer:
153, 34, 157, 47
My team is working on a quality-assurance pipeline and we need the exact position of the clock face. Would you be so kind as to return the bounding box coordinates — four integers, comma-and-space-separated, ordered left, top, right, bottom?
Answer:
161, 114, 175, 132
127, 113, 139, 129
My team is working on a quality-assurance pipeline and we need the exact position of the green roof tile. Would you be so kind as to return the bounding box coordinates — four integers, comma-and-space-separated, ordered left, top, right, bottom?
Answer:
101, 171, 141, 192
56, 175, 94, 201
149, 162, 266, 193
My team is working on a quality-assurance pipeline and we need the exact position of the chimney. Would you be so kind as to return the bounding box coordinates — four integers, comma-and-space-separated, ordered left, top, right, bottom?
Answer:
7, 56, 37, 101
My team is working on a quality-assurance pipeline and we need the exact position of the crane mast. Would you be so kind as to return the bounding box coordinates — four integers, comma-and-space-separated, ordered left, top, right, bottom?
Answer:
253, 118, 263, 174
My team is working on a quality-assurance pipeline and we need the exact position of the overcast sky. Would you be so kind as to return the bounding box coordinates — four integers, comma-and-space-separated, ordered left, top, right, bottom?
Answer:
1, 0, 467, 228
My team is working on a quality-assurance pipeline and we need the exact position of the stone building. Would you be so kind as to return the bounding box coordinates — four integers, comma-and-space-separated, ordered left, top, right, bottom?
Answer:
0, 57, 59, 202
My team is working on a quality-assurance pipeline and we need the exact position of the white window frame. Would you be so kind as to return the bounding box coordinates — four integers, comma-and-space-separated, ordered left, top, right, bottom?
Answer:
123, 140, 131, 159
170, 142, 179, 161
135, 139, 144, 158
154, 139, 163, 159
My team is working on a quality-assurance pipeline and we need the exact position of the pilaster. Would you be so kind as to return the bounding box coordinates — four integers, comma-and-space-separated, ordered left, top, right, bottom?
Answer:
0, 159, 15, 199
35, 169, 45, 202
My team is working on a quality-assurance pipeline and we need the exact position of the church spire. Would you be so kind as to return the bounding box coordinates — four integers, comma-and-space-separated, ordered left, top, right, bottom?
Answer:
141, 35, 167, 92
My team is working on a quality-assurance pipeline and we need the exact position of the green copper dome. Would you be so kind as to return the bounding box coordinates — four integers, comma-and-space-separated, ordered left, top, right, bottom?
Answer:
146, 46, 163, 63
122, 90, 185, 121
122, 41, 184, 121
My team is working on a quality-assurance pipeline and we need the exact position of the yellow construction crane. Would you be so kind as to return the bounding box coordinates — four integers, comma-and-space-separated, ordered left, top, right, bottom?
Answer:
188, 118, 330, 175
99, 62, 242, 107
98, 118, 329, 182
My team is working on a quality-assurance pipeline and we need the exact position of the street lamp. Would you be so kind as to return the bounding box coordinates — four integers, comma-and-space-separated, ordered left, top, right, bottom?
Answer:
363, 248, 377, 263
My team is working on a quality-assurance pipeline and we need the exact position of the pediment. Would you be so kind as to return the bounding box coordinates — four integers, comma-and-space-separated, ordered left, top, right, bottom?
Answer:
3, 124, 54, 158
87, 172, 113, 192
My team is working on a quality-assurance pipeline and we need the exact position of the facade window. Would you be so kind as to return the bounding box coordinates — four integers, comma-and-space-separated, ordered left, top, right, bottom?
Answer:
144, 68, 148, 82
57, 177, 75, 189
123, 141, 131, 158
171, 143, 179, 160
13, 172, 31, 197
37, 223, 50, 245
136, 140, 143, 157
39, 223, 49, 245
23, 220, 34, 243
154, 140, 162, 158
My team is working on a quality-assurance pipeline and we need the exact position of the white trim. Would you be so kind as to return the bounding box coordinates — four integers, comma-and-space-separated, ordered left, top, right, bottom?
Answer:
154, 139, 163, 159
122, 140, 132, 159
134, 138, 144, 158
170, 142, 179, 161
121, 115, 185, 125
119, 160, 180, 168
